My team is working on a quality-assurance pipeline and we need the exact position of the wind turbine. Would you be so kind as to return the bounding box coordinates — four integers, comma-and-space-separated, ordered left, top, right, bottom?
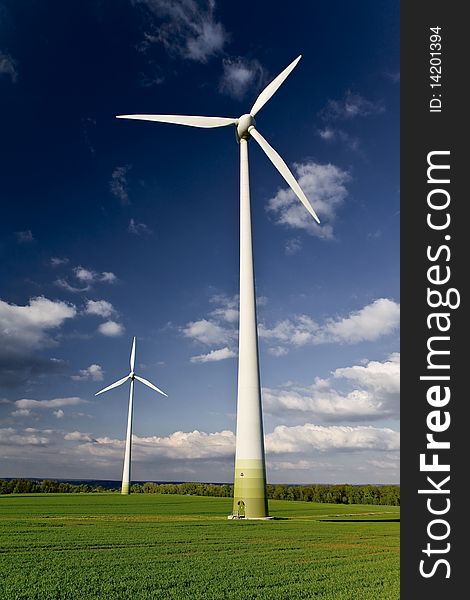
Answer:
117, 56, 320, 518
95, 337, 167, 495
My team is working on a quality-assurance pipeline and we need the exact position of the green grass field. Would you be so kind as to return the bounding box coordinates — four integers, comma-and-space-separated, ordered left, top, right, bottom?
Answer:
0, 494, 399, 599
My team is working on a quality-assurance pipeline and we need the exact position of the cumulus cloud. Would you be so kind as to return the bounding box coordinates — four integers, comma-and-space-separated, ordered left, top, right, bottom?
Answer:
128, 218, 152, 235
11, 408, 32, 417
209, 294, 239, 323
182, 318, 232, 346
320, 91, 385, 121
190, 346, 236, 363
100, 272, 117, 284
135, 0, 227, 63
64, 431, 94, 442
260, 298, 399, 353
265, 423, 399, 453
82, 429, 235, 460
110, 165, 131, 204
319, 298, 400, 344
219, 57, 265, 100
0, 51, 17, 82
53, 409, 65, 419
0, 296, 76, 356
263, 353, 400, 421
266, 161, 350, 239
75, 267, 117, 285
98, 321, 124, 337
71, 364, 104, 382
0, 427, 49, 446
84, 300, 116, 318
78, 423, 398, 464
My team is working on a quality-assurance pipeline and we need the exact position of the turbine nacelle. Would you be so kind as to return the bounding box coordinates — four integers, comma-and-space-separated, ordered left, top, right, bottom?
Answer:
236, 114, 256, 141
115, 54, 321, 224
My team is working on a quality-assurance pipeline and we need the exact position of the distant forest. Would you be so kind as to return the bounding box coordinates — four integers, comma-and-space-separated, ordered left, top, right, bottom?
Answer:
0, 479, 400, 505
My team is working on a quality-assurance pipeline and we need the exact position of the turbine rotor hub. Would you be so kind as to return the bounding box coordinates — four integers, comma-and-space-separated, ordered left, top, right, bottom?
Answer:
237, 114, 256, 140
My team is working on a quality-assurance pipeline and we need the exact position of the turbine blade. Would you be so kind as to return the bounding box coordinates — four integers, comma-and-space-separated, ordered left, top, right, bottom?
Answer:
134, 375, 168, 397
250, 55, 302, 117
116, 114, 237, 128
95, 375, 130, 396
130, 337, 136, 372
249, 127, 320, 224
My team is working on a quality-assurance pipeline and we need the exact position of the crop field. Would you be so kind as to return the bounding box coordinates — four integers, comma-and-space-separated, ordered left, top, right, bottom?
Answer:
0, 494, 399, 599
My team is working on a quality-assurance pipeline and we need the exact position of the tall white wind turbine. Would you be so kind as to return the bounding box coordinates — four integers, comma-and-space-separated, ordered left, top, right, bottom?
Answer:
117, 56, 319, 517
95, 337, 167, 495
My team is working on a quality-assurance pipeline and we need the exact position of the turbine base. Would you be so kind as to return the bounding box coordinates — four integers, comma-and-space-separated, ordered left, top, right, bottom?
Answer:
232, 458, 269, 518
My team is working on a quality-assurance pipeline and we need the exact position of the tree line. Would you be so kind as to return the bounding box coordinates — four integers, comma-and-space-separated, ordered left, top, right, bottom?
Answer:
0, 479, 400, 505
130, 482, 400, 506
0, 479, 113, 494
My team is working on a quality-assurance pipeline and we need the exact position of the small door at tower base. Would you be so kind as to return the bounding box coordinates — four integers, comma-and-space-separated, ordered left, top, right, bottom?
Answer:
237, 500, 246, 518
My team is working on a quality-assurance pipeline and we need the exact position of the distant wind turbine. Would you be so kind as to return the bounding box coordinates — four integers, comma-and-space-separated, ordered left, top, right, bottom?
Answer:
117, 56, 319, 518
95, 337, 167, 495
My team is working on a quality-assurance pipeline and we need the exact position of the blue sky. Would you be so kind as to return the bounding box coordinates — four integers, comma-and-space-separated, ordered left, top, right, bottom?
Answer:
0, 0, 399, 484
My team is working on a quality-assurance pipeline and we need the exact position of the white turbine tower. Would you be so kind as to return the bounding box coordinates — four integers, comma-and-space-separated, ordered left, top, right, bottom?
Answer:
117, 56, 319, 518
95, 337, 167, 495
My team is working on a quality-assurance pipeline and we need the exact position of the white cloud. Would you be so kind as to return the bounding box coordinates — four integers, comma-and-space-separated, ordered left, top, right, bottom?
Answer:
219, 57, 265, 100
135, 0, 227, 63
266, 423, 399, 454
100, 272, 117, 284
84, 300, 116, 318
71, 364, 104, 381
0, 51, 17, 82
128, 218, 152, 235
98, 321, 124, 337
78, 423, 398, 464
64, 431, 94, 442
110, 165, 131, 204
74, 267, 95, 283
11, 409, 31, 417
259, 299, 399, 351
182, 318, 232, 346
260, 315, 318, 347
263, 354, 400, 421
57, 268, 117, 292
53, 409, 65, 419
318, 127, 335, 140
82, 429, 235, 460
320, 91, 385, 121
0, 427, 49, 446
209, 295, 239, 323
75, 267, 117, 284
0, 296, 76, 355
190, 346, 236, 363
266, 161, 350, 239
319, 298, 400, 344
15, 397, 84, 410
